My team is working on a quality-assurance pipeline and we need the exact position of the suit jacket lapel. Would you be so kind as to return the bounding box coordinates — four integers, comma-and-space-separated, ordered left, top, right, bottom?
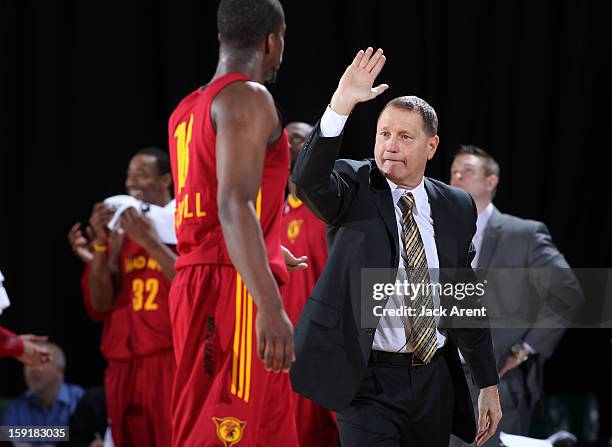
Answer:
424, 178, 457, 269
369, 165, 399, 268
477, 206, 502, 268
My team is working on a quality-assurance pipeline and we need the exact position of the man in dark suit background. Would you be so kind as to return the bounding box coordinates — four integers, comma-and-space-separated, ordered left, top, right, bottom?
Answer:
449, 145, 584, 446
290, 47, 502, 446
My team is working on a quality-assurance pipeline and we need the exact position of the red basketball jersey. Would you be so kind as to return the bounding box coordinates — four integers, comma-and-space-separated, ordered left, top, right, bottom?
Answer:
280, 195, 328, 324
118, 237, 174, 356
168, 73, 289, 286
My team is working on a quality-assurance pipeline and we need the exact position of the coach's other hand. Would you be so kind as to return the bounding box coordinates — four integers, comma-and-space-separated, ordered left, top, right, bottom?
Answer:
476, 385, 502, 446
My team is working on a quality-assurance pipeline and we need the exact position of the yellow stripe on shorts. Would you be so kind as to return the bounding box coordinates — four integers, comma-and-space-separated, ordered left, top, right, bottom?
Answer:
230, 189, 262, 402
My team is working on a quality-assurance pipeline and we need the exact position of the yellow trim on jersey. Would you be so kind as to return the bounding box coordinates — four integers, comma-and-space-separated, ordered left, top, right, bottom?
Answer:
287, 194, 303, 209
256, 188, 262, 220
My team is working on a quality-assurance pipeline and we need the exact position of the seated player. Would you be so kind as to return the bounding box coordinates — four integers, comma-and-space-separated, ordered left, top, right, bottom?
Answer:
68, 147, 176, 447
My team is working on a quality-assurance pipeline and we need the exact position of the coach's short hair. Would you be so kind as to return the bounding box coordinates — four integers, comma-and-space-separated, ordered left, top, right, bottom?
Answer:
136, 147, 171, 176
217, 0, 285, 50
379, 96, 438, 137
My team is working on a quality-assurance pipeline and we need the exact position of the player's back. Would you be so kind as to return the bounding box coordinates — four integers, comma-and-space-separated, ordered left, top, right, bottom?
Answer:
168, 73, 289, 284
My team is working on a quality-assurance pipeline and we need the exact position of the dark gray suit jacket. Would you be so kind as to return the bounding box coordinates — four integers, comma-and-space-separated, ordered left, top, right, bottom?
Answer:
475, 206, 584, 406
289, 123, 499, 443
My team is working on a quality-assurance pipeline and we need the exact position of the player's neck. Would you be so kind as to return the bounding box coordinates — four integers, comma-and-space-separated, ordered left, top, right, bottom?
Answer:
213, 50, 266, 84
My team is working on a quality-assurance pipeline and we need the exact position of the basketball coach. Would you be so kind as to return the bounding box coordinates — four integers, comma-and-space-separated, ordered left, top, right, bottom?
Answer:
290, 47, 502, 447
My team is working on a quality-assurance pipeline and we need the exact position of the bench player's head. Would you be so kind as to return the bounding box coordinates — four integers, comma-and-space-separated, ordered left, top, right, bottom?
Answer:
286, 121, 313, 197
125, 147, 172, 207
217, 0, 286, 84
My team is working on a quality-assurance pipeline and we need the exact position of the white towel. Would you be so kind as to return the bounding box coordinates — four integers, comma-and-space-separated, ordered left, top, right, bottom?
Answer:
500, 432, 553, 447
0, 270, 10, 315
104, 195, 176, 245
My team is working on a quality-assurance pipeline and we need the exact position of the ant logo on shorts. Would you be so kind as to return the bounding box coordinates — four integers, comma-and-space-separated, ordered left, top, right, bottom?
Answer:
212, 416, 246, 447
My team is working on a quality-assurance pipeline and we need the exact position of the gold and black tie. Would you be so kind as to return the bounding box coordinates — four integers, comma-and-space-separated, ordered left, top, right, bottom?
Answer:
398, 192, 437, 365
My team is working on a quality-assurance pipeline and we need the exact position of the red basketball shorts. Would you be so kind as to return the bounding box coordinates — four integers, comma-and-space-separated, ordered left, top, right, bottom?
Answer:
169, 264, 298, 447
104, 349, 175, 447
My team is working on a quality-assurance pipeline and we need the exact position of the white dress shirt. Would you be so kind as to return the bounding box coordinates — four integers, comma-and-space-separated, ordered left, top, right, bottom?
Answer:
472, 202, 494, 268
0, 270, 10, 315
319, 106, 446, 353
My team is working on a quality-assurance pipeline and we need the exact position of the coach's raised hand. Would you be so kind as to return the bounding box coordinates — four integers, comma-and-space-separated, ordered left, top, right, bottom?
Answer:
330, 47, 389, 115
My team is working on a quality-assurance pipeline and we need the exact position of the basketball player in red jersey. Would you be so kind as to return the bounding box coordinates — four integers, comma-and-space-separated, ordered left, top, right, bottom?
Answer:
281, 122, 339, 447
167, 0, 298, 445
69, 148, 176, 447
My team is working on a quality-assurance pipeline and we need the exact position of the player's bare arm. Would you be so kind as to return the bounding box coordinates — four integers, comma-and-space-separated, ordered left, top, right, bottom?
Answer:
215, 81, 294, 373
88, 202, 118, 312
119, 208, 177, 281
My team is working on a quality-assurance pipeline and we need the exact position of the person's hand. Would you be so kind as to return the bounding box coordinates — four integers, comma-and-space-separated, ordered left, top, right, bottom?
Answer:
330, 47, 389, 115
281, 245, 308, 271
89, 202, 114, 245
256, 305, 294, 373
68, 222, 94, 264
498, 353, 524, 379
476, 385, 502, 446
16, 335, 52, 366
119, 208, 158, 250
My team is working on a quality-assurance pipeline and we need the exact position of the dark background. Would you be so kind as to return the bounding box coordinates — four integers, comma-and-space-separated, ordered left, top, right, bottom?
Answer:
1, 0, 611, 439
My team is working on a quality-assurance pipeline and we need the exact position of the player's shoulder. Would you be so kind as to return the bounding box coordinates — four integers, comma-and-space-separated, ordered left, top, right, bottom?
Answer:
217, 80, 274, 110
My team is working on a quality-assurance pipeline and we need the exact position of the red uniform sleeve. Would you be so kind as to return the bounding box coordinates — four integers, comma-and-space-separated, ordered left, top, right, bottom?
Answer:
0, 326, 24, 357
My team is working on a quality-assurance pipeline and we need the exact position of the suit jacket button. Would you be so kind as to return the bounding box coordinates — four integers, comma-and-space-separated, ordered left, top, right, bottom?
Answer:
366, 328, 375, 336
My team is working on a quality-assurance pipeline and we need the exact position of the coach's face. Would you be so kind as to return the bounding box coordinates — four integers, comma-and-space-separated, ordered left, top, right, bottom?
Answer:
374, 106, 439, 188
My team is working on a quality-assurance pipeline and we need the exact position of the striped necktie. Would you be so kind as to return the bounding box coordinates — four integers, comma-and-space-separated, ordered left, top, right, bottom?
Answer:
398, 192, 437, 365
